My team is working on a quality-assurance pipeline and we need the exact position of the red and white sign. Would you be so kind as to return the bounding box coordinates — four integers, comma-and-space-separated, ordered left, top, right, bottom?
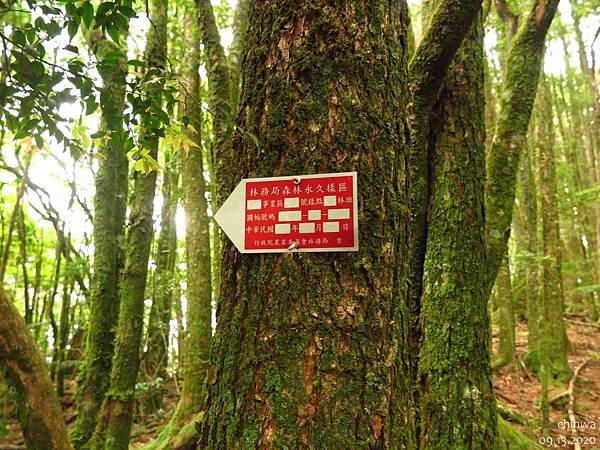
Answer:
214, 172, 358, 253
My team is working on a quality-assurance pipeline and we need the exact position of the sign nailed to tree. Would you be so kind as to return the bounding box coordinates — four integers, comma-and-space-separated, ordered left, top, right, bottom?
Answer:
215, 172, 358, 253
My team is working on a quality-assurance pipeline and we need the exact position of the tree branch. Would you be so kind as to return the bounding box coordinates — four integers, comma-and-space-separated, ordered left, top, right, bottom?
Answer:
404, 0, 483, 324
409, 0, 484, 108
484, 0, 560, 292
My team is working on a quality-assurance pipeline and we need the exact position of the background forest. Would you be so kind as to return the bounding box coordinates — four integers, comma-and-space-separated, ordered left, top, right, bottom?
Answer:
0, 0, 599, 449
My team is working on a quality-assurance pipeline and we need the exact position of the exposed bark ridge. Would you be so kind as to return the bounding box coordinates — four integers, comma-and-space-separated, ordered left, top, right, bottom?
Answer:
484, 0, 560, 293
0, 287, 73, 450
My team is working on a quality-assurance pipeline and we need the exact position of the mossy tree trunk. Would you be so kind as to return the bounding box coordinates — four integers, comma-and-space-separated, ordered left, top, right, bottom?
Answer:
73, 34, 129, 449
179, 8, 212, 422
493, 255, 516, 369
484, 0, 560, 294
90, 0, 167, 446
516, 143, 543, 371
142, 154, 178, 413
228, 0, 248, 114
0, 287, 73, 450
417, 11, 497, 448
142, 3, 212, 447
196, 0, 231, 205
537, 76, 571, 380
199, 2, 408, 448
570, 5, 600, 322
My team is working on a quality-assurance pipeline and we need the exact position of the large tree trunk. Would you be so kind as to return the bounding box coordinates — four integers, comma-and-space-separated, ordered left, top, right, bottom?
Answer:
198, 2, 408, 448
0, 287, 73, 450
72, 33, 129, 448
90, 0, 167, 446
196, 0, 496, 447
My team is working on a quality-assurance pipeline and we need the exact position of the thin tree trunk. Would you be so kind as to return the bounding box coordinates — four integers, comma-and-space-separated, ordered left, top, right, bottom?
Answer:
49, 232, 63, 381
91, 0, 167, 446
0, 156, 29, 283
72, 33, 130, 448
537, 76, 571, 379
493, 255, 516, 369
56, 236, 74, 397
16, 206, 32, 324
143, 155, 178, 413
485, 0, 560, 293
143, 3, 211, 447
517, 142, 543, 370
418, 11, 497, 447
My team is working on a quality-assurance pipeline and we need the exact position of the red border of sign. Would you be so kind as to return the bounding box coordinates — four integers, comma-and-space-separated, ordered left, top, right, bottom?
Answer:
240, 172, 358, 253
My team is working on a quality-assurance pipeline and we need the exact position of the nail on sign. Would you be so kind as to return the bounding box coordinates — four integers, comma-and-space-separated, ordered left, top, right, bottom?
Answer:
214, 172, 358, 253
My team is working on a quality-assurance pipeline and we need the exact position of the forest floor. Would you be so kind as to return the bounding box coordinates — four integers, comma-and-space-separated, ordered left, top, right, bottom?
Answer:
492, 315, 600, 450
1, 318, 599, 450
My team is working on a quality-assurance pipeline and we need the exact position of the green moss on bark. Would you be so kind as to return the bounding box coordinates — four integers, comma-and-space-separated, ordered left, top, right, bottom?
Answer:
73, 35, 129, 450
89, 0, 167, 447
537, 77, 571, 380
198, 2, 410, 448
418, 12, 497, 449
485, 0, 561, 293
0, 288, 73, 450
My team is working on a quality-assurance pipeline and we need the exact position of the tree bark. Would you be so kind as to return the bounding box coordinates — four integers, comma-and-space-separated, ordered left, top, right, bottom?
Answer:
484, 0, 560, 294
199, 2, 409, 448
537, 76, 571, 379
73, 34, 130, 448
143, 154, 178, 413
493, 255, 516, 369
143, 4, 212, 447
0, 287, 73, 450
418, 11, 497, 448
90, 0, 167, 446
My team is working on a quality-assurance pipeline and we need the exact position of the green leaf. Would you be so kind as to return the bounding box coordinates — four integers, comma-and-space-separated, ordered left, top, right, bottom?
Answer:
68, 20, 79, 41
91, 130, 106, 138
81, 1, 94, 27
64, 44, 79, 54
39, 5, 62, 15
14, 129, 29, 140
134, 158, 148, 173
45, 20, 61, 38
85, 98, 98, 115
96, 2, 114, 18
112, 12, 128, 32
107, 25, 120, 44
11, 29, 26, 46
65, 2, 78, 18
127, 59, 145, 68
119, 4, 136, 17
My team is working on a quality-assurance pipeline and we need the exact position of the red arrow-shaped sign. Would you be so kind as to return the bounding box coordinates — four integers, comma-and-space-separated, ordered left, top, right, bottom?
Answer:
214, 172, 358, 253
